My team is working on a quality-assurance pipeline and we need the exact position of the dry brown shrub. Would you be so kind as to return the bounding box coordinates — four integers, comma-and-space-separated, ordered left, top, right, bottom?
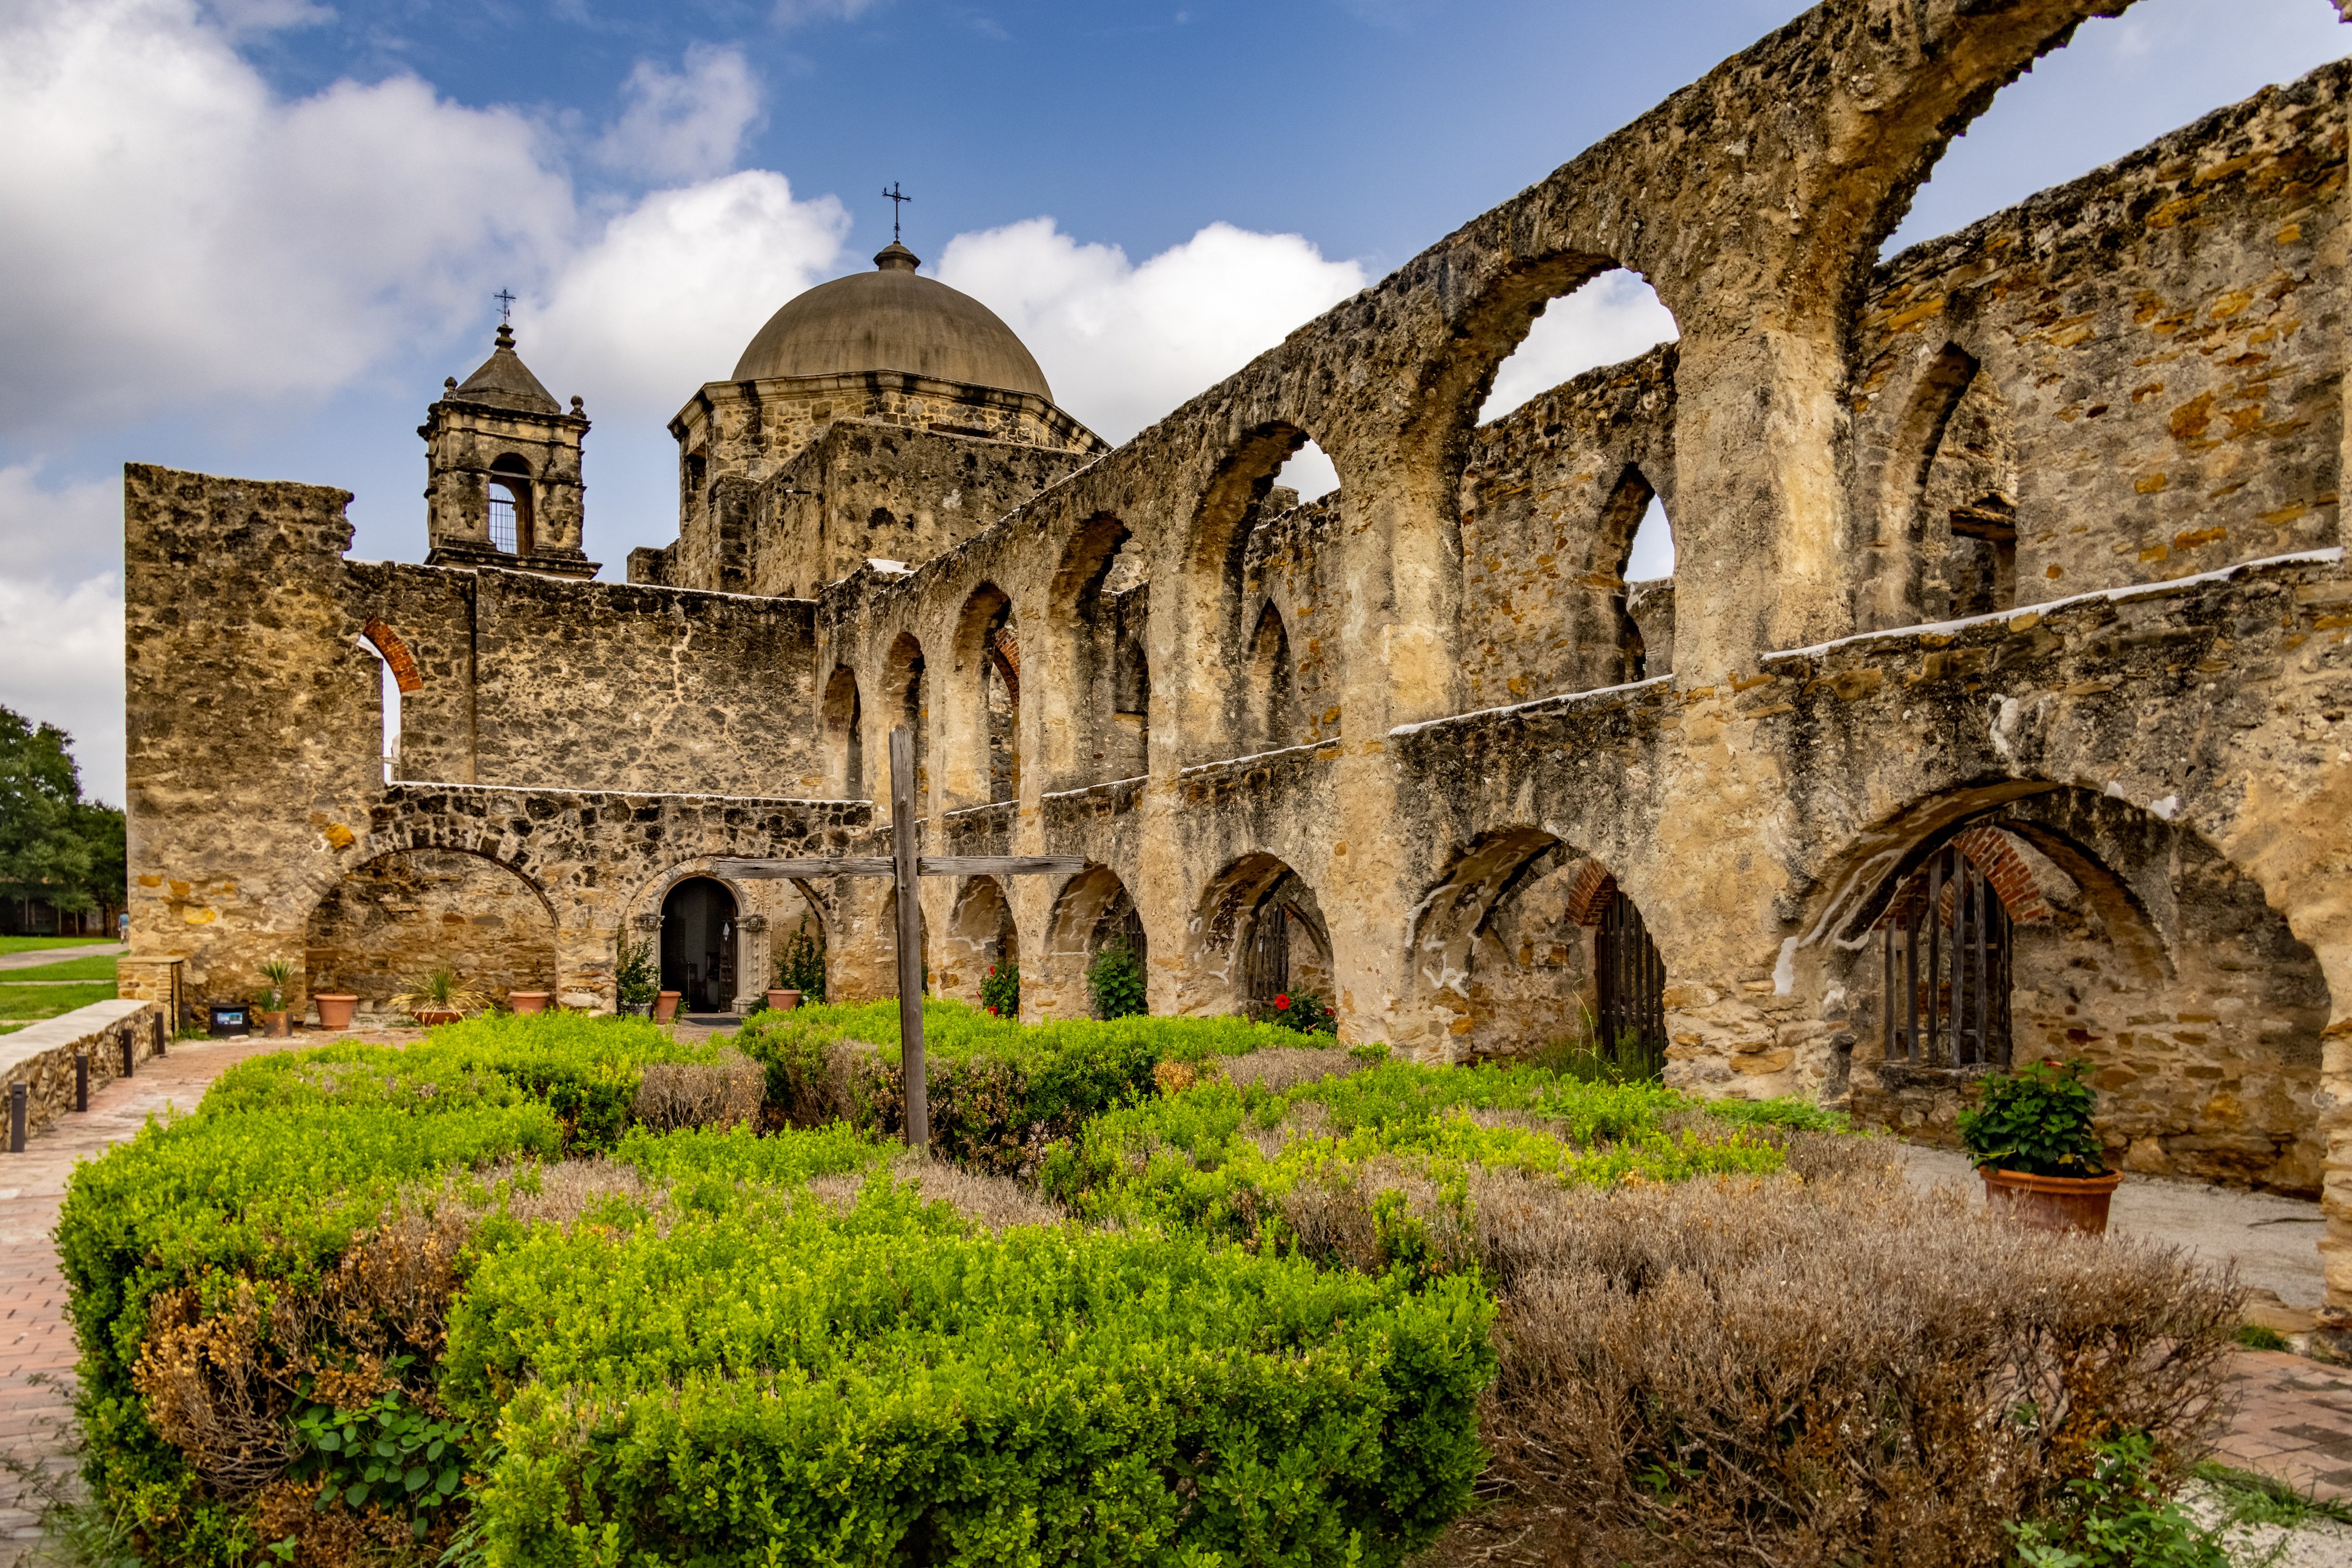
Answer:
246, 1475, 450, 1568
133, 1159, 647, 1503
1152, 1059, 1197, 1096
1218, 1045, 1356, 1094
807, 1154, 1068, 1232
633, 1052, 764, 1132
1439, 1165, 2240, 1568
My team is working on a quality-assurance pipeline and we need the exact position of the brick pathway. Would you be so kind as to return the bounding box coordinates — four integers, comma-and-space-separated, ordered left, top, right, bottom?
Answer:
0, 1029, 425, 1558
2214, 1350, 2352, 1500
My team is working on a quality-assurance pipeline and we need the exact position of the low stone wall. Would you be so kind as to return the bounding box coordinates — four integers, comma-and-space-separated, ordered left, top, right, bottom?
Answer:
0, 1000, 166, 1144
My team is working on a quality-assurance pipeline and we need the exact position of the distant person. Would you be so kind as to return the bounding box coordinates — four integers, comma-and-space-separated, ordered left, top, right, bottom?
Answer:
117, 911, 129, 943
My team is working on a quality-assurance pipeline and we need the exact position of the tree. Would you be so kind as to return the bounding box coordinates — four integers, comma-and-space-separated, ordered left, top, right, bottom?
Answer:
0, 705, 93, 911
0, 706, 121, 920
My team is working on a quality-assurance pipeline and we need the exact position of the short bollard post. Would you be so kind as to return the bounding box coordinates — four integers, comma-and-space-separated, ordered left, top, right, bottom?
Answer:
122, 1031, 135, 1079
156, 1015, 166, 1059
75, 1050, 88, 1112
9, 1084, 25, 1154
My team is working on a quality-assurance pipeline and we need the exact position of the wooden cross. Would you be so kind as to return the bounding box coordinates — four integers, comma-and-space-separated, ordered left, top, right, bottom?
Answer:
715, 725, 1082, 1151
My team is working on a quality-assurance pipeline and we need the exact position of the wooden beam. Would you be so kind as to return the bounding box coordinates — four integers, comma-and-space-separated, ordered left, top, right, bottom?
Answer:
714, 857, 894, 878
890, 726, 928, 1154
916, 855, 1090, 878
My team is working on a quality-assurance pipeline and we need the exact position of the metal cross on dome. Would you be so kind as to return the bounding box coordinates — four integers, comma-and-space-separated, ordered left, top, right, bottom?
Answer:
881, 182, 911, 242
716, 724, 1081, 1152
494, 289, 516, 324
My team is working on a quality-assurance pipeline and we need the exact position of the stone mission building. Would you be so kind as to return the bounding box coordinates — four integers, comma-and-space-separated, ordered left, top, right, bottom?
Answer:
122, 2, 2352, 1301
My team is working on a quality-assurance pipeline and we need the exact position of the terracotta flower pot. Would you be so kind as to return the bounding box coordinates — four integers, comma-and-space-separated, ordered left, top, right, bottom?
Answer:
1981, 1166, 2123, 1235
766, 989, 801, 1012
313, 993, 359, 1030
654, 991, 682, 1023
508, 991, 552, 1015
412, 1008, 462, 1027
258, 1009, 291, 1038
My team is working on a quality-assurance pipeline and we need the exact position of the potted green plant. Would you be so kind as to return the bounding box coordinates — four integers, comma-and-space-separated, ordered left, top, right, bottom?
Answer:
614, 932, 659, 1018
1958, 1057, 2122, 1233
253, 956, 297, 1038
387, 964, 489, 1028
774, 916, 827, 1005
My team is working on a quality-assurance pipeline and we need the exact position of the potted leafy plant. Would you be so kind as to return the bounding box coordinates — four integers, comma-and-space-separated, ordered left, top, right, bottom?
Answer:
1958, 1057, 2122, 1233
774, 916, 827, 1005
387, 964, 489, 1028
614, 933, 659, 1018
253, 956, 297, 1038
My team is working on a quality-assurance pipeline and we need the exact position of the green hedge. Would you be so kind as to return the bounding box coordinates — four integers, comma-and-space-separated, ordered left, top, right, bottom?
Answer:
59, 1012, 1501, 1568
1040, 1060, 1800, 1265
736, 999, 1305, 1174
447, 1166, 1494, 1568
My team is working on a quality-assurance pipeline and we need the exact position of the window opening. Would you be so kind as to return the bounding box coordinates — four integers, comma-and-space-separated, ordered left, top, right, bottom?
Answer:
1880, 841, 2013, 1068
487, 481, 522, 553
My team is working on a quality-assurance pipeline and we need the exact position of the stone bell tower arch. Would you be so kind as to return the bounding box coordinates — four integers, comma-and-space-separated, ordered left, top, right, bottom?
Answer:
421, 322, 599, 577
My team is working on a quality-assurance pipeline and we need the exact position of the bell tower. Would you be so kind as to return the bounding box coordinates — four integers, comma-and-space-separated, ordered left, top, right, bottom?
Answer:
420, 323, 599, 577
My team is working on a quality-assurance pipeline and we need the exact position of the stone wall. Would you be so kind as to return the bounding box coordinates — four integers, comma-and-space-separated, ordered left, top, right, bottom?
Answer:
0, 1000, 165, 1144
305, 848, 559, 1016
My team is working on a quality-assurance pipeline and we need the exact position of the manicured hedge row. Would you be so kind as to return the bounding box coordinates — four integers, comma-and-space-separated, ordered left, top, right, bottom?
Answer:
447, 1161, 1495, 1568
737, 999, 1308, 1175
59, 1014, 1500, 1568
1038, 1061, 1811, 1266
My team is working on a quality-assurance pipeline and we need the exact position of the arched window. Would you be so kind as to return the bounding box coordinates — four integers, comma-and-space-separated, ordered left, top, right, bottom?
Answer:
486, 455, 534, 555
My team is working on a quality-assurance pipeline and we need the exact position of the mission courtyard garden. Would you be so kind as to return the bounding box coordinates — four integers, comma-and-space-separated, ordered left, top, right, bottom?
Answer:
12, 987, 2327, 1568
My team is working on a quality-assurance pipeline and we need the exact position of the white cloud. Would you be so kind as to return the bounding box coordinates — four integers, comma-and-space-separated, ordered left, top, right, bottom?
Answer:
936, 218, 1368, 444
520, 172, 850, 420
0, 571, 127, 808
773, 0, 884, 27
1478, 268, 1679, 425
595, 44, 763, 184
0, 0, 574, 434
202, 0, 330, 34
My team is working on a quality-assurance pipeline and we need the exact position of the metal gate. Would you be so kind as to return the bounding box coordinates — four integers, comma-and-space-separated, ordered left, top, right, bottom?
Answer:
1595, 891, 1668, 1079
1882, 842, 2012, 1067
1246, 901, 1289, 1005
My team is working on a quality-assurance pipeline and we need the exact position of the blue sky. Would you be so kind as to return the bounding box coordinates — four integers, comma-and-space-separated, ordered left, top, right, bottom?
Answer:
1, 0, 2344, 805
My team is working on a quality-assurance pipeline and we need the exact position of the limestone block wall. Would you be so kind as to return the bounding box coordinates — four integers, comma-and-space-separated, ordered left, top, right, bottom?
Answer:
1459, 346, 1679, 709
346, 562, 824, 797
1243, 497, 1344, 748
1852, 65, 2346, 626
305, 848, 559, 1015
0, 1001, 165, 1144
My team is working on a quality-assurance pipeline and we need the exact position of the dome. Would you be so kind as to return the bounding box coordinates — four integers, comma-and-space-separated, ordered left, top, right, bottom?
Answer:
730, 243, 1054, 401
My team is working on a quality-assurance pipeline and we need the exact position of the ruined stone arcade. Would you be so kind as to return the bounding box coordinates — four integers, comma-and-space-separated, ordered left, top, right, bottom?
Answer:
124, 1, 2352, 1297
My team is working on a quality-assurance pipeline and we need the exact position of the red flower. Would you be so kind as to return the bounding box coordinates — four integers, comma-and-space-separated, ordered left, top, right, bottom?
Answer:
987, 966, 996, 977
987, 1006, 998, 1016
1274, 994, 1292, 1009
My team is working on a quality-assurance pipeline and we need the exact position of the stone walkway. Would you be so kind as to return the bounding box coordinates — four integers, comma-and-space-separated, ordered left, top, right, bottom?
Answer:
5, 1044, 2351, 1557
0, 945, 121, 975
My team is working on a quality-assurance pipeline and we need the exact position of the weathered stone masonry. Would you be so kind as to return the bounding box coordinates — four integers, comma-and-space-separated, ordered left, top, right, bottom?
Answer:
127, 4, 2352, 1298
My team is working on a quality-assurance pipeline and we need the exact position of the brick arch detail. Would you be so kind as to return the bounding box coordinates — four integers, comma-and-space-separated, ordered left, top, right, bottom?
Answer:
361, 617, 424, 693
1876, 823, 2052, 928
1563, 860, 1618, 928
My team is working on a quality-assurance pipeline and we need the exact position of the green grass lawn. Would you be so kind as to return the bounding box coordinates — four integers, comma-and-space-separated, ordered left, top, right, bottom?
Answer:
0, 935, 118, 957
4, 955, 122, 982
0, 981, 121, 1032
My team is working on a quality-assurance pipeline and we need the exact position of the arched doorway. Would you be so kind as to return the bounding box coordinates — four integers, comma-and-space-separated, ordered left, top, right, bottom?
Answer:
661, 877, 739, 1014
305, 849, 555, 1021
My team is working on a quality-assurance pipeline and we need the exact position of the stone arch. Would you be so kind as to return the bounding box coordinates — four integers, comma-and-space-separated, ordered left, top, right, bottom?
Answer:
1811, 783, 2331, 1194
304, 846, 557, 1021
945, 583, 1017, 808
1596, 464, 1677, 687
1040, 511, 1145, 790
1409, 827, 1661, 1062
486, 452, 535, 555
881, 631, 927, 813
1171, 421, 1328, 764
1865, 342, 2025, 628
1177, 852, 1332, 1019
822, 665, 864, 798
941, 875, 1017, 1008
360, 618, 423, 693
1240, 601, 1302, 755
1042, 862, 1146, 1020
